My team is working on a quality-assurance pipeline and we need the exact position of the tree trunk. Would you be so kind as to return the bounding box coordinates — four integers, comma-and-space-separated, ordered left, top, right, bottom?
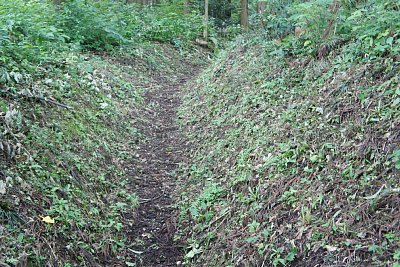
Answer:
126, 0, 146, 5
257, 1, 266, 28
226, 0, 232, 21
184, 0, 190, 13
203, 0, 209, 40
240, 0, 248, 32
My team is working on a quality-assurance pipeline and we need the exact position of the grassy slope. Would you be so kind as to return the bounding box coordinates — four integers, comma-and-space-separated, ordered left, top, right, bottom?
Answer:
0, 44, 199, 265
178, 27, 400, 267
0, 0, 207, 264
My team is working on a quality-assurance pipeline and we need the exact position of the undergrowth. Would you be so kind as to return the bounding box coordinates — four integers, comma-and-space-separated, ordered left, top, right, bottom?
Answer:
0, 44, 193, 265
0, 0, 204, 265
178, 0, 400, 266
1, 50, 135, 265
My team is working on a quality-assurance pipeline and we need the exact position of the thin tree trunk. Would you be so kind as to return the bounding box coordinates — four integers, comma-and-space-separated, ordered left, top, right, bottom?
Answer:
203, 0, 209, 40
226, 0, 232, 21
240, 0, 249, 32
184, 0, 190, 13
257, 1, 266, 29
126, 0, 145, 4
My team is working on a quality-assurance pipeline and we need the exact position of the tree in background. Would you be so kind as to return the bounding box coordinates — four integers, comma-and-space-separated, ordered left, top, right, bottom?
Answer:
240, 0, 248, 32
209, 0, 233, 27
198, 0, 245, 31
184, 0, 191, 13
257, 1, 266, 28
123, 0, 252, 34
204, 0, 209, 40
127, 0, 161, 5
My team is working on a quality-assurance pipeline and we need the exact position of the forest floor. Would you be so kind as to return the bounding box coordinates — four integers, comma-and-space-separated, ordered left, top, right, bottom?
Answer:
124, 60, 200, 266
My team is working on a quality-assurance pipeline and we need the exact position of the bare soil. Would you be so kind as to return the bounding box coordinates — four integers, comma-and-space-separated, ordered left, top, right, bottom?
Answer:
124, 67, 198, 266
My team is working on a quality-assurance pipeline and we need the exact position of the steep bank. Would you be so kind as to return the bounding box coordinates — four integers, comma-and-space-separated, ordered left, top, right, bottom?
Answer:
178, 30, 399, 267
0, 44, 205, 265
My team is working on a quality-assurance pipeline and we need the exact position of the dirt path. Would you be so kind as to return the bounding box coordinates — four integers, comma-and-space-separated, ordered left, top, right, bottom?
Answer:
125, 68, 197, 266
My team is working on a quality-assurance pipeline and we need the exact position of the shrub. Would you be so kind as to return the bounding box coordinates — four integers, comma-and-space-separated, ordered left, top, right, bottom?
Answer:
56, 0, 129, 50
344, 0, 400, 58
0, 0, 66, 81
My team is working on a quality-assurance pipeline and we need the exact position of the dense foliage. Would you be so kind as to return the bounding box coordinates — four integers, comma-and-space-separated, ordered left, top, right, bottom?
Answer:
0, 0, 203, 81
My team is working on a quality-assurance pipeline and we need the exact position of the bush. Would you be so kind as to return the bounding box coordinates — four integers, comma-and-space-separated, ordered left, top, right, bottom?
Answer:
56, 1, 203, 50
139, 10, 203, 45
344, 0, 400, 58
0, 0, 66, 81
263, 0, 399, 60
0, 0, 204, 83
56, 0, 130, 50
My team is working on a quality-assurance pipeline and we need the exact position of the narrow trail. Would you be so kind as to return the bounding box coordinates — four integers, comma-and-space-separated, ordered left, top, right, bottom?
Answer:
125, 66, 198, 266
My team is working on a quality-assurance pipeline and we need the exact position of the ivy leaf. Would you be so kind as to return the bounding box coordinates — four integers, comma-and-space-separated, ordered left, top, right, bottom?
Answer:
185, 246, 202, 259
286, 247, 298, 262
392, 98, 400, 107
394, 249, 400, 260
0, 101, 6, 113
189, 207, 199, 218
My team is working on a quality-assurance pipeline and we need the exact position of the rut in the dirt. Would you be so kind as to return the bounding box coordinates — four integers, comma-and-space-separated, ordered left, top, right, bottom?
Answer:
125, 70, 195, 266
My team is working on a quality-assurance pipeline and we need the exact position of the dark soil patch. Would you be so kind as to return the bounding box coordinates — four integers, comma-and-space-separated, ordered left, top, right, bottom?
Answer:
125, 66, 200, 266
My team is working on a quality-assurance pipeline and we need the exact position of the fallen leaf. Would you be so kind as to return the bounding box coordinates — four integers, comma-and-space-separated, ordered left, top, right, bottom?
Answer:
128, 248, 144, 254
42, 216, 55, 224
325, 245, 338, 252
0, 180, 5, 195
141, 232, 152, 238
